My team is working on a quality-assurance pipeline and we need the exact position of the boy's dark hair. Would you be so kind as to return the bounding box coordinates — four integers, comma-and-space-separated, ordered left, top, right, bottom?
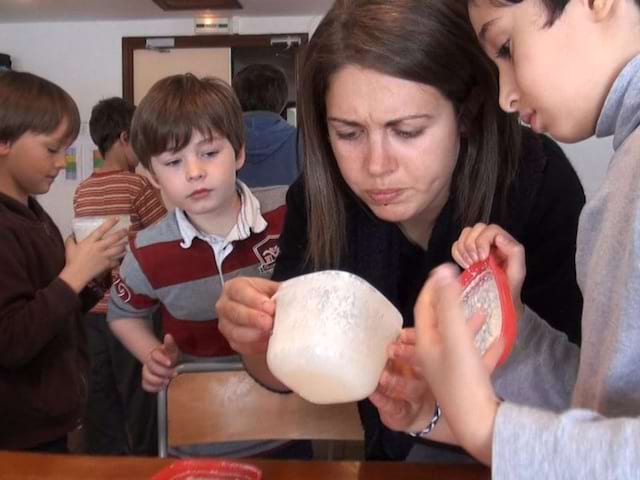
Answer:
89, 97, 136, 157
0, 70, 80, 146
131, 73, 244, 171
491, 0, 568, 25
486, 0, 640, 27
232, 64, 288, 113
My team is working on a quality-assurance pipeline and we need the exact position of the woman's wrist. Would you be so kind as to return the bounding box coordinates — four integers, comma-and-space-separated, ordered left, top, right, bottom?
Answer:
408, 400, 441, 438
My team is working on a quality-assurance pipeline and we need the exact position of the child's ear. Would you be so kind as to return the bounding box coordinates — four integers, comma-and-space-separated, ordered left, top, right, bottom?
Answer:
588, 0, 616, 21
235, 145, 246, 171
119, 131, 130, 145
0, 141, 12, 157
144, 167, 161, 190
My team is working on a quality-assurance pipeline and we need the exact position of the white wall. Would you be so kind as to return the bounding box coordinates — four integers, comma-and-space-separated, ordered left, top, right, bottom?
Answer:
0, 15, 321, 237
0, 15, 611, 237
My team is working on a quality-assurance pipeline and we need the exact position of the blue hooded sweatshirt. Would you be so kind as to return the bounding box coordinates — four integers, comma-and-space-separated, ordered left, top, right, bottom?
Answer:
238, 111, 300, 188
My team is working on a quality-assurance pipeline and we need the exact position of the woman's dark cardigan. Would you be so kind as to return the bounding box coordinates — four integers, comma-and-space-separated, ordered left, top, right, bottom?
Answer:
272, 130, 585, 460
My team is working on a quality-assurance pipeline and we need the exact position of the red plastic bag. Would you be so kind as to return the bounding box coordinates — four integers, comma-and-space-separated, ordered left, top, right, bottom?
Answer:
459, 253, 517, 366
152, 460, 262, 480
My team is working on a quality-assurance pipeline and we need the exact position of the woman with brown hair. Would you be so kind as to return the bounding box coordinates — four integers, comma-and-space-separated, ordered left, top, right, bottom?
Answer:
216, 0, 584, 461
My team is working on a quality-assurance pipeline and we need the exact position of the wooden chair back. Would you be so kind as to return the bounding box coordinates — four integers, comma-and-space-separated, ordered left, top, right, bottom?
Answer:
157, 361, 364, 457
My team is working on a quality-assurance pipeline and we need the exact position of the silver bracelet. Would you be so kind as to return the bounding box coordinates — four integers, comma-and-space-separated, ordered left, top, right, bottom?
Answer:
409, 402, 441, 438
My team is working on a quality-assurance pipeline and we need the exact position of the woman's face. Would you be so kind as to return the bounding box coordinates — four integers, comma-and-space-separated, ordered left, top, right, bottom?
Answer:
326, 65, 460, 238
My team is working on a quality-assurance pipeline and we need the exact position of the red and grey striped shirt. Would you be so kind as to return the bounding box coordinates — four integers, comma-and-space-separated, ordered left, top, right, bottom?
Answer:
73, 170, 167, 313
107, 183, 287, 357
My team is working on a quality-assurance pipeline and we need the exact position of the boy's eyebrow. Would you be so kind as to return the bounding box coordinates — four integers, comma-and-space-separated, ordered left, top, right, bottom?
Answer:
328, 114, 432, 128
197, 134, 222, 145
478, 18, 498, 42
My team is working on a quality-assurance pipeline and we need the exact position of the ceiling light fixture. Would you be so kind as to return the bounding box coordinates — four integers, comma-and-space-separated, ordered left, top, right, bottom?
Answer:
152, 0, 243, 11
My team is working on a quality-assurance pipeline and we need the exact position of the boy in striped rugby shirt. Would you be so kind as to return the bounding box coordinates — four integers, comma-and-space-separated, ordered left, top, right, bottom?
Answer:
107, 74, 296, 458
73, 97, 166, 455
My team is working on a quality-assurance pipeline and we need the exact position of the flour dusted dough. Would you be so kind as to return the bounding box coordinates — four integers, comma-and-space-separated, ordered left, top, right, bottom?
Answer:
267, 271, 402, 404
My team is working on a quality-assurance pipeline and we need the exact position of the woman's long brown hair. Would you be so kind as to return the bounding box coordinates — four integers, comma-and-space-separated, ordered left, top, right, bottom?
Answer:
298, 0, 520, 269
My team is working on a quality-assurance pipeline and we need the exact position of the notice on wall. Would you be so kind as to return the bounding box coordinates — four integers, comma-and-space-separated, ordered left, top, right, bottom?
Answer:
64, 146, 80, 180
55, 123, 106, 182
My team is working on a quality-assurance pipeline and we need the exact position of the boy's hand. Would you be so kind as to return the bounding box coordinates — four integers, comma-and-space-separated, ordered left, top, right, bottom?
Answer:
60, 217, 128, 293
415, 265, 501, 465
142, 334, 180, 393
216, 277, 279, 355
369, 328, 438, 434
452, 223, 525, 319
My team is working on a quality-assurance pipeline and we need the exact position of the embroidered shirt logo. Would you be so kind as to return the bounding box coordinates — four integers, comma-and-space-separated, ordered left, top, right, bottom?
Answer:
253, 235, 280, 273
114, 277, 133, 303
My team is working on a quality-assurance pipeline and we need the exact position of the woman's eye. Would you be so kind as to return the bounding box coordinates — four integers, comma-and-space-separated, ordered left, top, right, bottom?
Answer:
495, 39, 512, 60
394, 129, 423, 139
335, 130, 361, 141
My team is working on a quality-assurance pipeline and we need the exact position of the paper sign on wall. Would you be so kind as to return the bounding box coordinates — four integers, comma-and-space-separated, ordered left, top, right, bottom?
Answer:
65, 146, 80, 180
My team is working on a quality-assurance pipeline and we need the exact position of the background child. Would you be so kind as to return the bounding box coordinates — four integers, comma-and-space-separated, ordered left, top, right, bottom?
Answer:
0, 71, 127, 452
73, 97, 166, 455
232, 64, 300, 188
412, 0, 640, 477
107, 73, 302, 458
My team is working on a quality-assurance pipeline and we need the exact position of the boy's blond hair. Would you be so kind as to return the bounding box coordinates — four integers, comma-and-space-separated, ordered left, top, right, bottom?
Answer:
130, 73, 244, 171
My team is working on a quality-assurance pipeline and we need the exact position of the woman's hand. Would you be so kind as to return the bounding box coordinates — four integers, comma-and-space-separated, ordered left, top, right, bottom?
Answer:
415, 265, 502, 465
369, 328, 438, 434
452, 223, 526, 319
216, 276, 280, 355
371, 314, 505, 441
142, 334, 180, 393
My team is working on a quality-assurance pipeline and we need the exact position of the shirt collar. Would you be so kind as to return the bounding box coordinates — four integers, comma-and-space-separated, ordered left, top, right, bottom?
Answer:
175, 180, 268, 249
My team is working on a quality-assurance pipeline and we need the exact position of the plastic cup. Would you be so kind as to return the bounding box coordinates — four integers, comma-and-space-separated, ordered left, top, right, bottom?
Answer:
267, 270, 402, 404
72, 215, 131, 242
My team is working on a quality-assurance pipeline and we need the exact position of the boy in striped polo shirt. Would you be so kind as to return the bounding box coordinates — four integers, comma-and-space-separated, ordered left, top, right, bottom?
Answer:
73, 97, 166, 455
107, 74, 297, 458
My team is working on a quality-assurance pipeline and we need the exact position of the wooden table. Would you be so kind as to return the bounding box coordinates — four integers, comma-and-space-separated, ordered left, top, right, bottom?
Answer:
0, 451, 490, 480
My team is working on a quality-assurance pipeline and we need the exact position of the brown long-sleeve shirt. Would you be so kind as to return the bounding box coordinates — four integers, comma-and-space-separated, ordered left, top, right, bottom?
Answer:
0, 192, 100, 449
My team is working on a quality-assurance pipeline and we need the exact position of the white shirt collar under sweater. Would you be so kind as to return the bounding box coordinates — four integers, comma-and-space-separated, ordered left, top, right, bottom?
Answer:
174, 180, 268, 281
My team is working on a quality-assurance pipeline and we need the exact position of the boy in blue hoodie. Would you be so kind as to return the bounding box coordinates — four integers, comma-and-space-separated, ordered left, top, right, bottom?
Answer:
232, 64, 300, 187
